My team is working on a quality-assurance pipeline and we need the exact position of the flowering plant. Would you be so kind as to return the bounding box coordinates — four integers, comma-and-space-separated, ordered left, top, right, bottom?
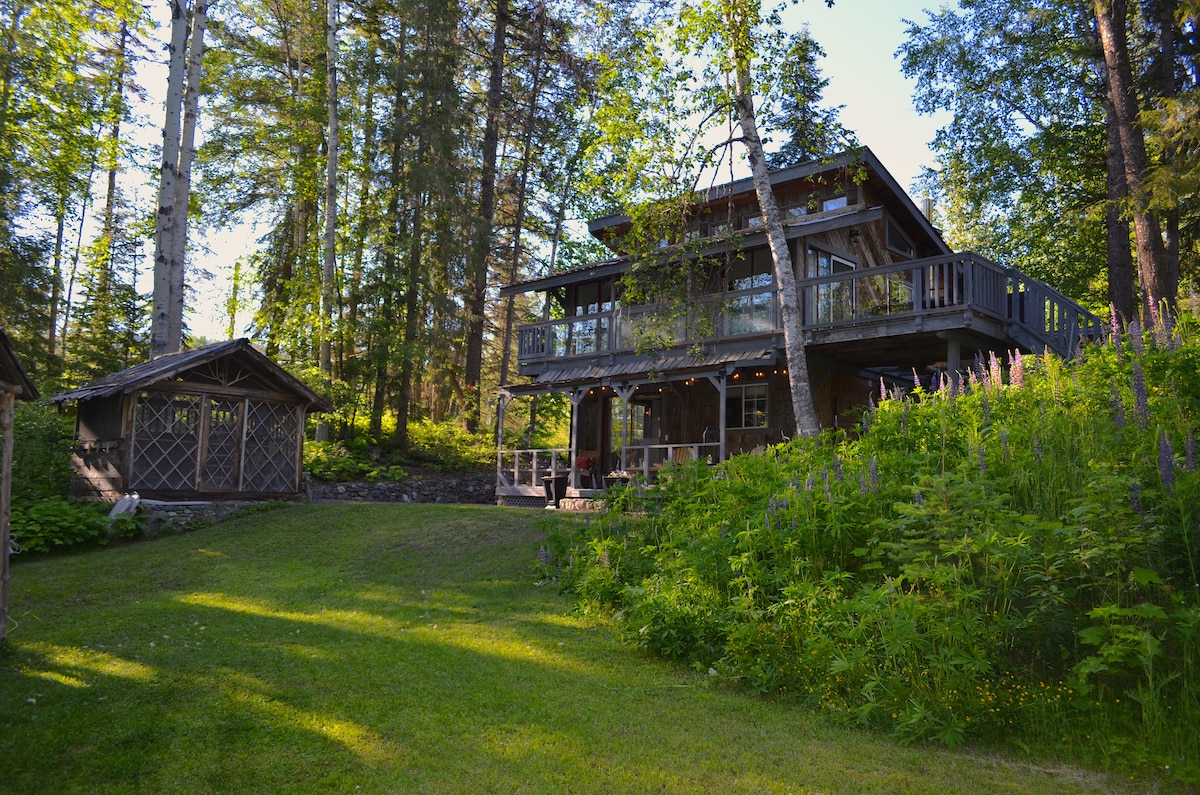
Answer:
606, 470, 633, 479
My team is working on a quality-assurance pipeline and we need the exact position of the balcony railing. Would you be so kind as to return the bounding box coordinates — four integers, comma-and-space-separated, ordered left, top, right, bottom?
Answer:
515, 253, 1102, 364
517, 286, 781, 363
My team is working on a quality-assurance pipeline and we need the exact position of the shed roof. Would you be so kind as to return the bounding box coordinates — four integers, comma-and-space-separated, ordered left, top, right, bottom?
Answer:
50, 338, 333, 412
0, 329, 39, 400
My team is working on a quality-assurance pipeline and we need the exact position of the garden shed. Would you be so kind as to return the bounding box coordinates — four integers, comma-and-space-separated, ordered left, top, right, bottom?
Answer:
51, 339, 332, 501
1, 329, 39, 643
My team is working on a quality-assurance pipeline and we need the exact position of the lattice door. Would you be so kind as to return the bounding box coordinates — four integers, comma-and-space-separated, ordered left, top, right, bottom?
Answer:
242, 400, 298, 493
201, 398, 242, 490
130, 392, 200, 491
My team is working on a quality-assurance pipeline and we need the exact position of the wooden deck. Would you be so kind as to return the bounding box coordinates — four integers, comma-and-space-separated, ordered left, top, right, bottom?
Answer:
515, 253, 1103, 375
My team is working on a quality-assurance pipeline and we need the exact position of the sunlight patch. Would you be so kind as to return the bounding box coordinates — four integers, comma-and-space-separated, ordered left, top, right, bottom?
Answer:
228, 688, 404, 765
179, 592, 407, 637
22, 642, 156, 684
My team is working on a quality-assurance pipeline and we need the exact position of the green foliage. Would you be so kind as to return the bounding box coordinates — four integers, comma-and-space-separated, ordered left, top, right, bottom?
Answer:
11, 400, 75, 502
303, 419, 490, 481
551, 313, 1200, 784
404, 419, 493, 471
9, 498, 140, 554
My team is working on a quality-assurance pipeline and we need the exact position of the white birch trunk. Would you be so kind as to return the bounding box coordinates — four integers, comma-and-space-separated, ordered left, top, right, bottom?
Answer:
729, 48, 821, 436
166, 0, 209, 352
317, 0, 339, 442
150, 0, 189, 358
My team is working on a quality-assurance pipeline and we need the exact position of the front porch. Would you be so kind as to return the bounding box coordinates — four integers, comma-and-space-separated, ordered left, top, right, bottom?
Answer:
496, 252, 1105, 508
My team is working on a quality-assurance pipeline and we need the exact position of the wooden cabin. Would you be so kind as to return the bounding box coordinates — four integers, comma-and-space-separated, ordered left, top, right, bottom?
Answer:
495, 148, 1103, 507
1, 329, 39, 642
51, 339, 332, 501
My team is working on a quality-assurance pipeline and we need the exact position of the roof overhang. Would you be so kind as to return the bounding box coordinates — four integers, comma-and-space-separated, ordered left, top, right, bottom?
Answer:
0, 329, 39, 400
51, 338, 334, 413
499, 349, 777, 397
499, 146, 951, 299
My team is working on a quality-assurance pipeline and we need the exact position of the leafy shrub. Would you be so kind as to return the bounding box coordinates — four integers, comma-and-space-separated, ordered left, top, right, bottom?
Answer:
405, 419, 493, 472
551, 312, 1200, 784
11, 400, 74, 502
10, 498, 141, 554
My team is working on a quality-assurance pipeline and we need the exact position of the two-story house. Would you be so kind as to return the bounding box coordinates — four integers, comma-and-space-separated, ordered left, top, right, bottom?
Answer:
495, 148, 1102, 507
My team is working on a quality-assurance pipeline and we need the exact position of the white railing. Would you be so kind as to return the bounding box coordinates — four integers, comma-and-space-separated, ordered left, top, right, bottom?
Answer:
496, 447, 571, 489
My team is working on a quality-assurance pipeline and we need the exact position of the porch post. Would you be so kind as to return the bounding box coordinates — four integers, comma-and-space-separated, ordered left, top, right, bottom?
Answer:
496, 390, 511, 488
614, 383, 636, 472
567, 387, 586, 488
706, 369, 728, 463
946, 335, 962, 392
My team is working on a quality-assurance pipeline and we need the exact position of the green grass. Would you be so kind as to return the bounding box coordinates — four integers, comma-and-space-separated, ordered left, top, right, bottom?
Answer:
0, 504, 1131, 794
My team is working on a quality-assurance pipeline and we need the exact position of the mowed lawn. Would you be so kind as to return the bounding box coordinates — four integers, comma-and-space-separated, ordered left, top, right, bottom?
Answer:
0, 504, 1129, 794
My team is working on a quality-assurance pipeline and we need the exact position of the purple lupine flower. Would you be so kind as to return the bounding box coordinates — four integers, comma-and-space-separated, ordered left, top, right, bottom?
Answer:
1033, 434, 1043, 463
832, 456, 844, 482
1111, 383, 1126, 430
913, 368, 921, 391
859, 471, 869, 494
989, 351, 1003, 390
869, 456, 879, 492
1131, 481, 1146, 517
1133, 362, 1149, 430
1000, 429, 1010, 462
822, 467, 831, 500
1110, 306, 1124, 360
977, 445, 987, 476
537, 547, 552, 566
914, 490, 924, 505
805, 473, 815, 491
861, 411, 872, 435
1159, 430, 1176, 494
1186, 430, 1196, 475
881, 378, 888, 404
1155, 309, 1174, 350
1130, 320, 1146, 356
1010, 350, 1025, 388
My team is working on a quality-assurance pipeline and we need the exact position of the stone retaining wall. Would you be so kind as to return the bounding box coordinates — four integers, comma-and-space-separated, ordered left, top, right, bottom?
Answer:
307, 472, 496, 505
131, 473, 499, 536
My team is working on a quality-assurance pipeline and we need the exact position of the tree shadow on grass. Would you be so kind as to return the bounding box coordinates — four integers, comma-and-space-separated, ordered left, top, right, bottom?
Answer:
0, 504, 1131, 794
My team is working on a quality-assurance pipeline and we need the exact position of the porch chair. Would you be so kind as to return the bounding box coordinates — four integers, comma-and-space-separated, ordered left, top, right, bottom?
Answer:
575, 450, 600, 489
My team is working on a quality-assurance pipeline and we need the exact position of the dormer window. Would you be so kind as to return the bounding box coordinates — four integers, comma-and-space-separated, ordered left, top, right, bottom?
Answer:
821, 195, 848, 213
887, 218, 916, 258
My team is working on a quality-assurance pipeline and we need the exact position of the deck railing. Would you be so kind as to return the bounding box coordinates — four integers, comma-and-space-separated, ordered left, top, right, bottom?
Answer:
496, 447, 571, 489
515, 253, 1102, 365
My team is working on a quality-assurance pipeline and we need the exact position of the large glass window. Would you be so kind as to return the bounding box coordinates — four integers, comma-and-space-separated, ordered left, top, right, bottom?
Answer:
572, 280, 613, 316
727, 248, 774, 292
806, 247, 856, 323
726, 383, 768, 429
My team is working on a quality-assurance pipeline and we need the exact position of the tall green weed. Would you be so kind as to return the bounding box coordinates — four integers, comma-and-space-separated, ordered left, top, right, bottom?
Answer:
551, 313, 1200, 785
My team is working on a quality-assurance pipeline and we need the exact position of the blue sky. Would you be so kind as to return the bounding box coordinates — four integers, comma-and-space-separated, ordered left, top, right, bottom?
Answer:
793, 0, 952, 191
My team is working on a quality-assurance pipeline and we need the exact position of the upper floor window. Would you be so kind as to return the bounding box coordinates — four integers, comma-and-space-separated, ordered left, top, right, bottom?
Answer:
886, 218, 916, 258
726, 383, 769, 429
821, 195, 848, 213
728, 248, 774, 292
572, 280, 614, 316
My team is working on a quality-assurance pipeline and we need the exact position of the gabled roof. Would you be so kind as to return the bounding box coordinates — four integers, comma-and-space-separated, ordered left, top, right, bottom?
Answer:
0, 329, 39, 400
50, 338, 333, 412
499, 146, 949, 297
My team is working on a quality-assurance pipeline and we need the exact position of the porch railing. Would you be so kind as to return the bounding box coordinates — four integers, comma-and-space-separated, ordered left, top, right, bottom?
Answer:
515, 253, 1102, 363
496, 447, 571, 489
621, 442, 722, 479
